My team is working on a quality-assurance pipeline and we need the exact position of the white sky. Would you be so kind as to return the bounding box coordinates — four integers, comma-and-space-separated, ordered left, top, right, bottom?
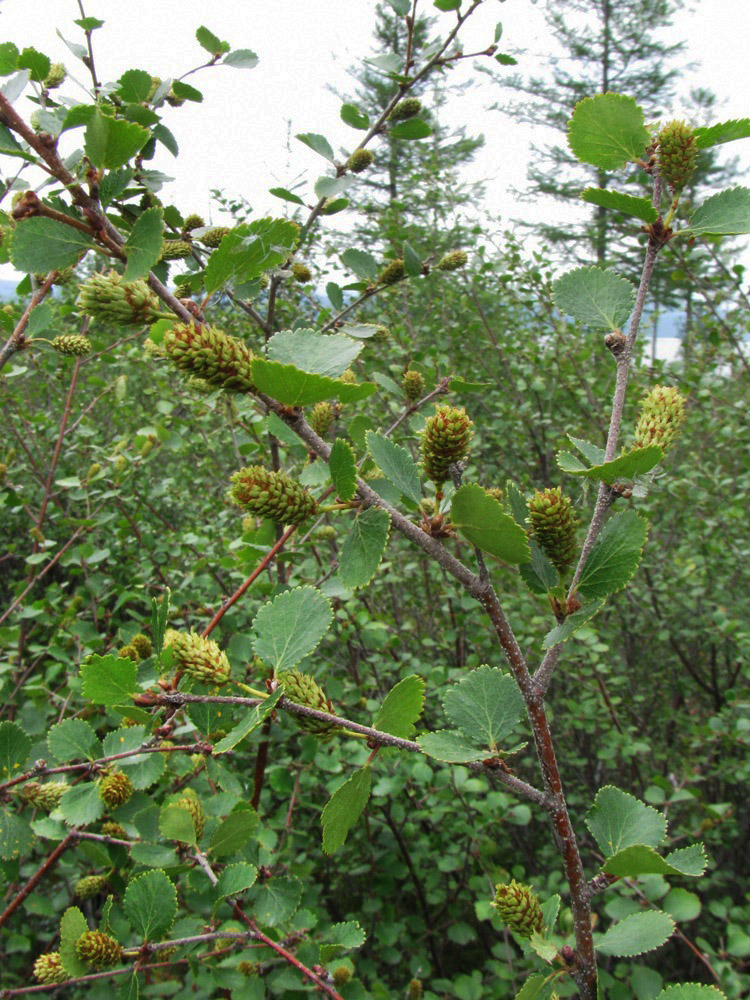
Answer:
1, 0, 749, 278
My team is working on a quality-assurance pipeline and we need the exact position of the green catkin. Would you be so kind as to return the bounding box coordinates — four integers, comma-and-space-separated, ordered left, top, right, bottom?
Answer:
229, 466, 319, 526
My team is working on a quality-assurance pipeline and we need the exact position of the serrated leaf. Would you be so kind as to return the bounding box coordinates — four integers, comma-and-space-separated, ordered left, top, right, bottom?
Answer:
374, 675, 425, 739
326, 281, 344, 310
602, 842, 707, 877
124, 869, 177, 940
59, 906, 89, 977
47, 718, 99, 762
85, 109, 150, 169
251, 358, 377, 406
365, 431, 421, 505
687, 187, 750, 237
578, 510, 648, 599
170, 80, 202, 103
542, 600, 605, 649
159, 804, 197, 845
0, 123, 29, 159
58, 783, 104, 826
203, 218, 299, 294
329, 439, 357, 502
695, 118, 750, 150
322, 766, 371, 854
0, 811, 34, 859
520, 539, 560, 596
451, 484, 530, 564
514, 975, 557, 1000
596, 910, 674, 957
558, 444, 663, 484
339, 508, 391, 589
581, 188, 658, 223
81, 653, 137, 705
341, 103, 369, 130
251, 874, 302, 926
389, 119, 432, 140
223, 49, 259, 69
297, 132, 335, 162
267, 328, 362, 377
505, 480, 528, 526
553, 265, 635, 331
0, 42, 19, 75
0, 721, 31, 780
529, 931, 559, 963
435, 0, 461, 9
586, 785, 667, 855
27, 301, 53, 335
212, 688, 284, 754
567, 93, 650, 170
656, 988, 727, 1000
17, 47, 50, 82
117, 69, 153, 103
11, 217, 93, 272
403, 241, 422, 277
269, 185, 305, 206
314, 174, 354, 199
417, 730, 488, 763
123, 206, 164, 282
443, 666, 524, 751
195, 25, 230, 55
253, 586, 332, 671
214, 862, 258, 907
210, 807, 260, 857
320, 920, 366, 962
341, 247, 378, 281
663, 888, 701, 922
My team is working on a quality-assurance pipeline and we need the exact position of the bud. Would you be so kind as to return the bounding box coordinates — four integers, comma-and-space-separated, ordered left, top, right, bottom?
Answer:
309, 401, 334, 437
182, 214, 205, 232
229, 466, 318, 526
44, 63, 67, 90
76, 930, 123, 969
160, 238, 193, 261
75, 874, 109, 899
332, 966, 352, 986
51, 334, 91, 357
164, 629, 231, 685
100, 821, 127, 839
291, 262, 312, 283
347, 148, 374, 173
98, 771, 133, 810
86, 463, 101, 481
388, 98, 422, 122
633, 384, 686, 454
378, 259, 405, 286
130, 633, 153, 659
199, 226, 232, 248
339, 369, 357, 384
17, 781, 68, 811
33, 952, 68, 985
163, 322, 255, 393
657, 120, 698, 192
402, 369, 424, 402
118, 645, 140, 662
175, 790, 206, 841
491, 880, 545, 938
77, 271, 162, 326
527, 487, 579, 575
277, 668, 337, 740
408, 979, 423, 1000
421, 405, 473, 486
436, 250, 468, 272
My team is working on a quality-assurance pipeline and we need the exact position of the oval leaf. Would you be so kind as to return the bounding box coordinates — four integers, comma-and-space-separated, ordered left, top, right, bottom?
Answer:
578, 510, 648, 599
450, 484, 530, 564
567, 93, 650, 170
596, 909, 674, 957
253, 586, 332, 672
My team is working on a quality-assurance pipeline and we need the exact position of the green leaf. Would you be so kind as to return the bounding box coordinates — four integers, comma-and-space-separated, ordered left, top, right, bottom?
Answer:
389, 119, 432, 140
196, 25, 230, 55
417, 730, 489, 763
687, 187, 750, 237
85, 109, 150, 169
520, 538, 560, 596
596, 910, 674, 957
170, 81, 202, 103
586, 785, 667, 855
365, 431, 422, 505
341, 103, 370, 130
542, 600, 606, 649
553, 265, 636, 331
17, 47, 50, 82
403, 241, 422, 277
58, 783, 104, 826
74, 17, 104, 30
0, 811, 34, 860
59, 906, 89, 977
253, 586, 333, 672
203, 218, 299, 293
341, 247, 378, 281
656, 988, 727, 1000
329, 439, 357, 502
663, 888, 701, 922
695, 118, 750, 150
580, 188, 658, 223
557, 444, 663, 484
296, 132, 335, 162
47, 718, 99, 762
495, 53, 518, 66
11, 217, 93, 272
27, 301, 53, 335
387, 0, 411, 13
450, 484, 530, 564
0, 722, 31, 780
152, 587, 170, 662
117, 69, 153, 102
322, 766, 372, 854
124, 869, 177, 940
374, 675, 425, 738
210, 807, 260, 857
0, 123, 30, 159
320, 920, 367, 962
435, 0, 461, 9
314, 175, 354, 199
269, 186, 305, 206
338, 508, 391, 589
251, 874, 302, 926
578, 510, 648, 599
251, 358, 377, 406
0, 42, 19, 75
159, 804, 197, 845
81, 653, 137, 705
214, 862, 258, 907
223, 49, 259, 69
326, 281, 344, 310
514, 975, 557, 1000
123, 207, 164, 282
567, 93, 650, 170
602, 843, 707, 878
443, 666, 525, 751
212, 688, 284, 754
267, 328, 363, 377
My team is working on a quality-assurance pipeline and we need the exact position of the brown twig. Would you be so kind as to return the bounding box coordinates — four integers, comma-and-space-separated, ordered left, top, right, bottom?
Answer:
0, 832, 76, 929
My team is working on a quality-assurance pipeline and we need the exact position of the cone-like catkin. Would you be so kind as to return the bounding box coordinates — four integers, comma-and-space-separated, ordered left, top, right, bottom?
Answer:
199, 226, 232, 248
76, 930, 123, 969
175, 791, 206, 841
164, 629, 231, 686
657, 120, 697, 192
309, 401, 334, 437
44, 63, 67, 90
118, 645, 140, 662
389, 98, 422, 122
98, 771, 133, 810
100, 821, 127, 839
484, 486, 504, 503
229, 466, 318, 525
77, 271, 162, 326
339, 369, 357, 384
378, 259, 405, 286
408, 979, 423, 1000
160, 238, 193, 261
162, 322, 255, 393
347, 148, 374, 173
372, 325, 390, 343
130, 633, 153, 659
182, 214, 205, 232
52, 334, 91, 357
527, 487, 579, 574
491, 880, 545, 938
33, 952, 68, 984
277, 668, 337, 740
436, 250, 468, 272
633, 385, 686, 454
17, 781, 68, 811
333, 966, 352, 986
75, 874, 109, 899
402, 369, 424, 402
421, 405, 474, 486
291, 262, 312, 283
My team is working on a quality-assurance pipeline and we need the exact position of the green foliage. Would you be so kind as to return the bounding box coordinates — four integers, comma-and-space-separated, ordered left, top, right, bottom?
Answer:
338, 507, 391, 589
450, 484, 530, 564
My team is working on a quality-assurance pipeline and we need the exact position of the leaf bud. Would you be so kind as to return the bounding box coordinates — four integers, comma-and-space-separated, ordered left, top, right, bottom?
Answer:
33, 952, 68, 984
632, 384, 686, 454
229, 466, 319, 526
657, 120, 697, 192
388, 98, 422, 122
402, 369, 424, 402
378, 259, 405, 286
164, 629, 231, 686
527, 487, 579, 574
491, 880, 545, 938
76, 930, 123, 968
436, 250, 468, 272
98, 771, 133, 810
421, 405, 474, 486
51, 334, 91, 357
346, 148, 374, 173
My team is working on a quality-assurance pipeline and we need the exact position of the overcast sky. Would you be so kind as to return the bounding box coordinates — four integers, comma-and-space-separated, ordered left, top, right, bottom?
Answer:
1, 0, 749, 278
